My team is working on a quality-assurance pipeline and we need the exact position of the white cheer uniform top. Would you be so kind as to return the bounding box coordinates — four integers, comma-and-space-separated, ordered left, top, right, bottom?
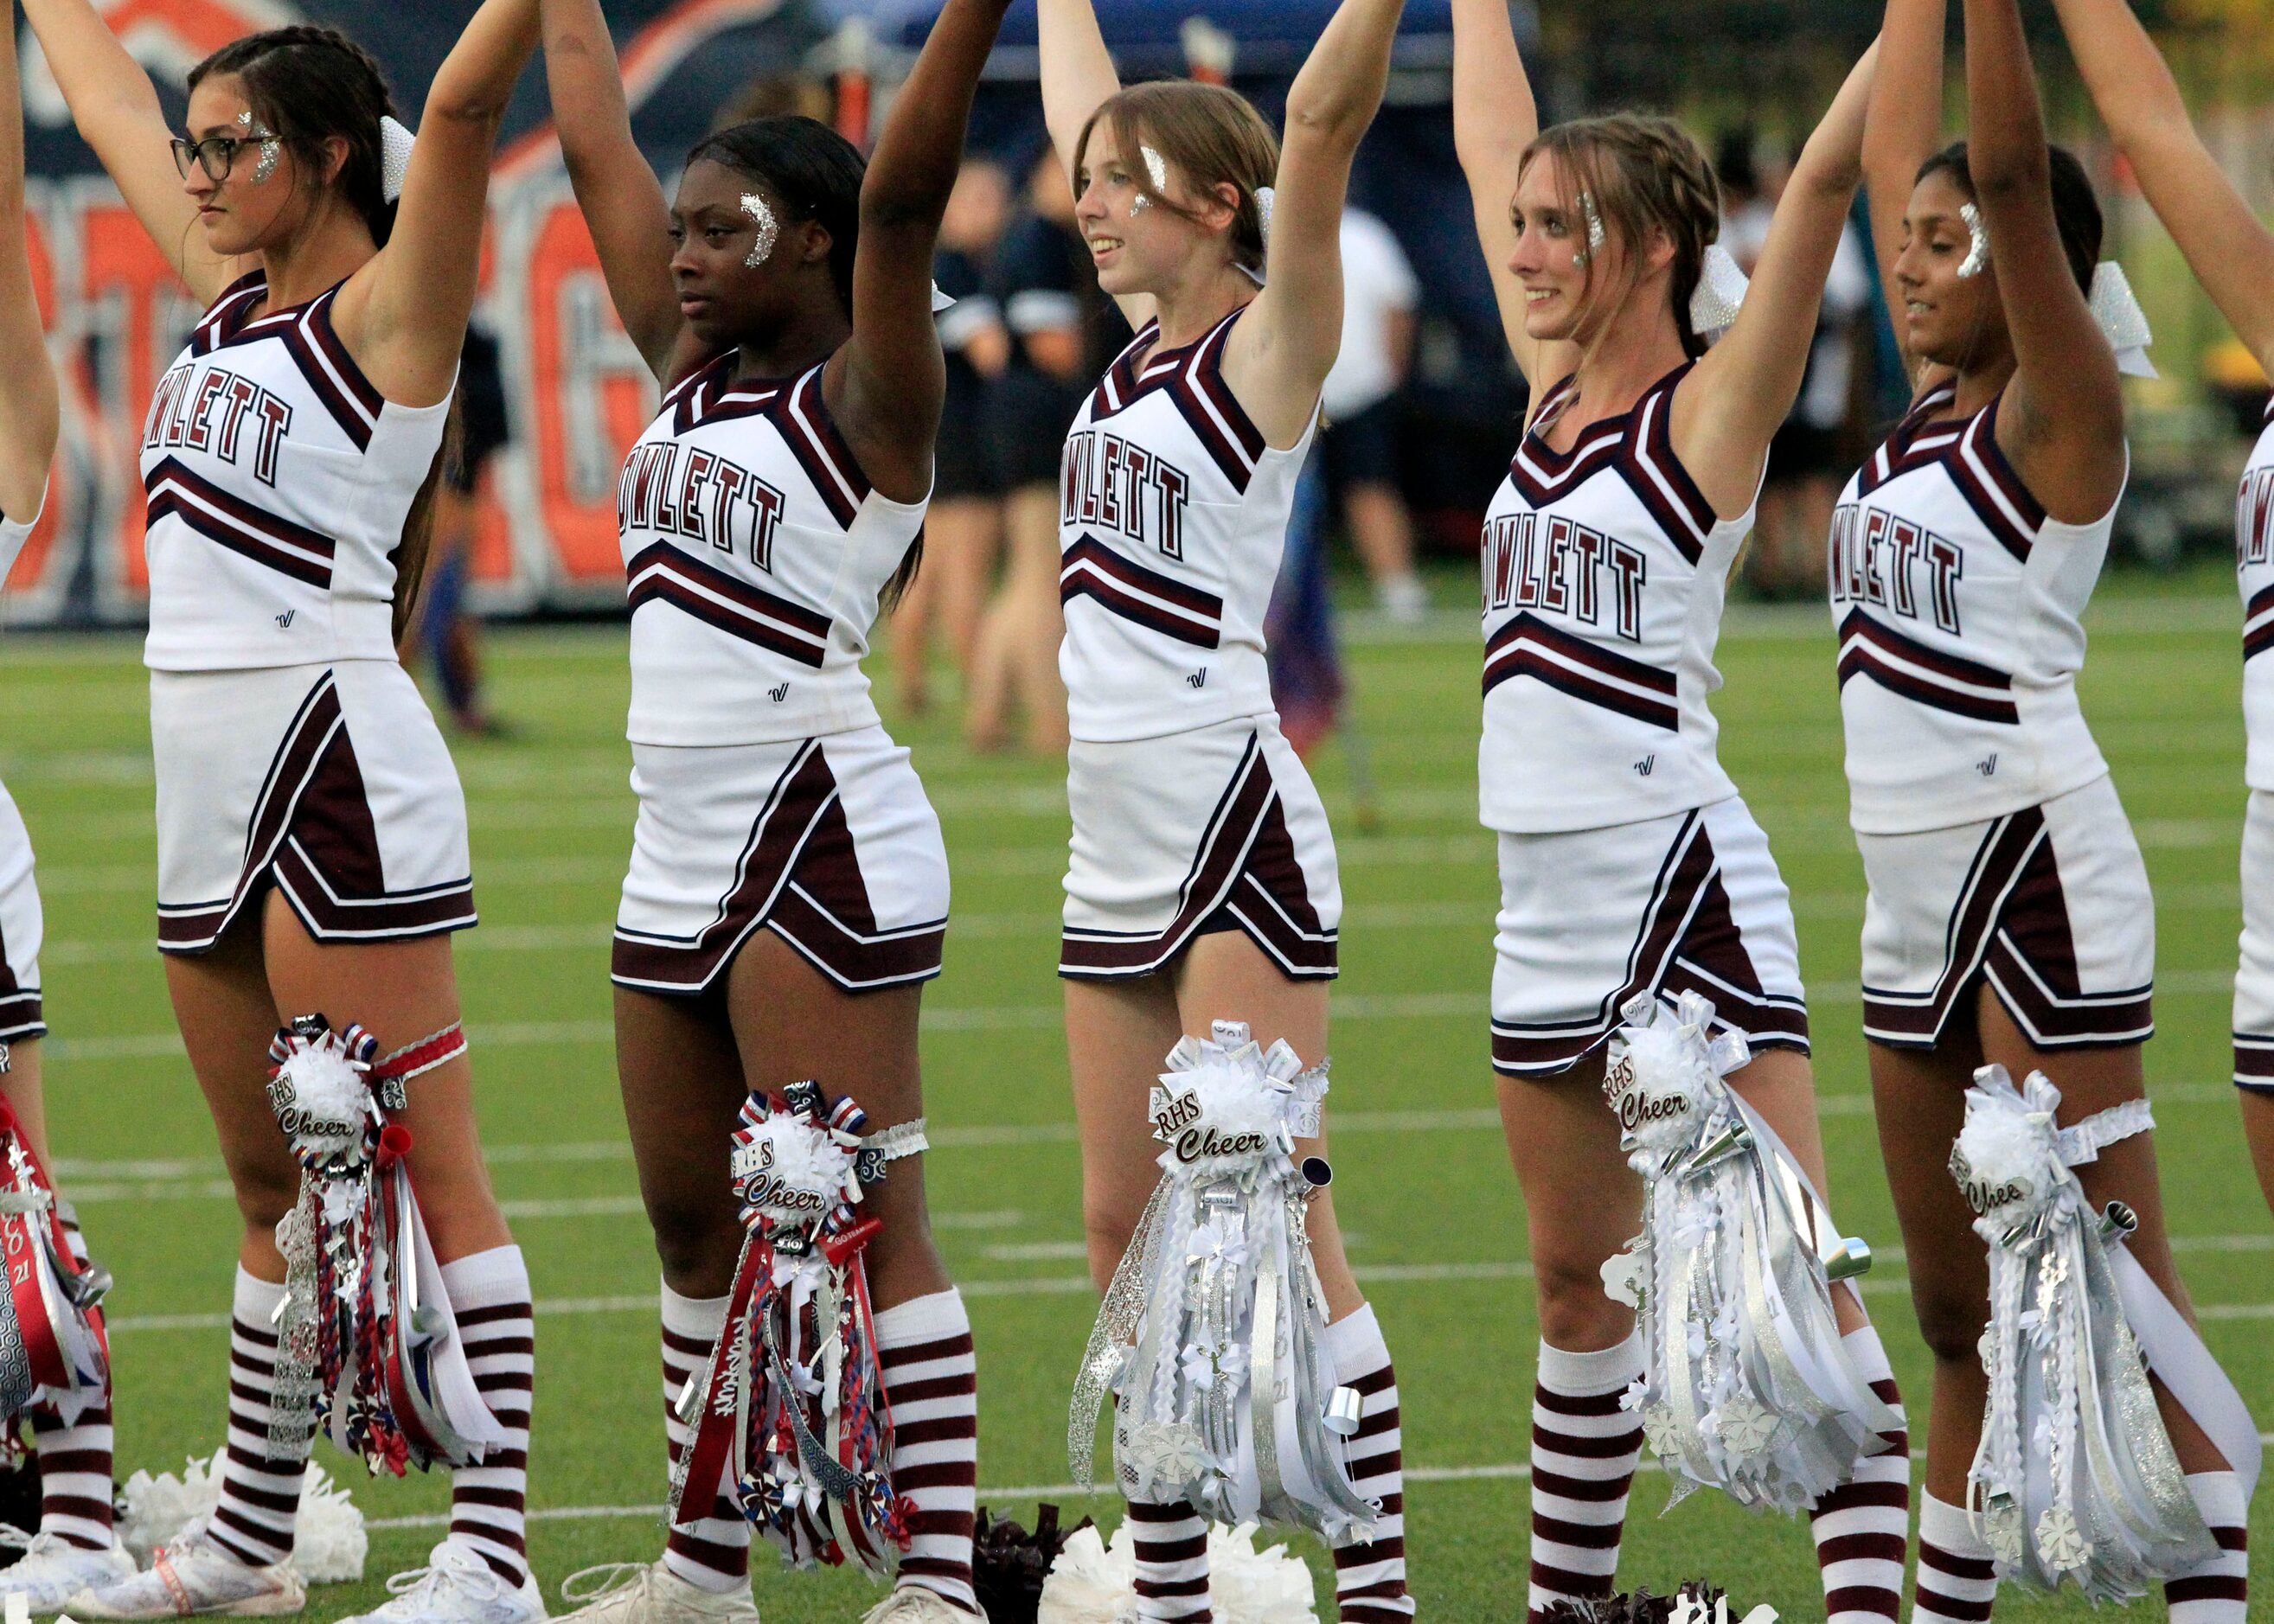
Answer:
619, 351, 924, 747
1829, 381, 2117, 834
1057, 307, 1314, 743
2239, 399, 2274, 790
1477, 364, 1754, 834
140, 271, 452, 671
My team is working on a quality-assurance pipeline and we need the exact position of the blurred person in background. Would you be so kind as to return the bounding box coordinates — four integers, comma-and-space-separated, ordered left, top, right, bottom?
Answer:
964, 148, 1128, 752
1318, 205, 1426, 623
888, 156, 1011, 714
401, 322, 512, 735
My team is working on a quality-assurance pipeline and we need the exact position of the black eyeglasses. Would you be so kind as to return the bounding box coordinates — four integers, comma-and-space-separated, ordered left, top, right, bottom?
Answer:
170, 133, 272, 182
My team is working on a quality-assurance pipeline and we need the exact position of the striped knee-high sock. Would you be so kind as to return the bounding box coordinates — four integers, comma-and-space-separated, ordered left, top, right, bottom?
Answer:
1325, 1305, 1412, 1621
1809, 1326, 1909, 1623
29, 1207, 112, 1550
1912, 1490, 1995, 1623
1127, 1499, 1211, 1623
1527, 1334, 1644, 1624
208, 1269, 311, 1569
2165, 1471, 2247, 1622
660, 1285, 750, 1594
875, 1288, 979, 1614
441, 1245, 533, 1586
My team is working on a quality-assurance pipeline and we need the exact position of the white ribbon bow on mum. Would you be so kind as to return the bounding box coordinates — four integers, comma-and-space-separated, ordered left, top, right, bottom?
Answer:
1599, 991, 1897, 1514
1070, 1020, 1375, 1543
1954, 1065, 2257, 1600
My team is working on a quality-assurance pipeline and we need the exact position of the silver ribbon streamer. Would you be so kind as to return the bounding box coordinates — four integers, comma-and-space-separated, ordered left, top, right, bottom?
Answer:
1955, 1065, 2238, 1600
1603, 991, 1896, 1513
1069, 1022, 1374, 1542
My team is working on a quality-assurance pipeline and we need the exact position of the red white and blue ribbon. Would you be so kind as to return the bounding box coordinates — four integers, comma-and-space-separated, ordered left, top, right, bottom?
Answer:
0, 1097, 109, 1432
666, 1081, 911, 1576
268, 1014, 499, 1477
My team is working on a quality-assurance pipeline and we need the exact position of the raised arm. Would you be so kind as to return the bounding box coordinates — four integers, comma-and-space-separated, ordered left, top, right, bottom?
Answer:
20, 0, 238, 299
1965, 0, 2123, 521
1450, 0, 1546, 381
827, 0, 1013, 503
1862, 0, 1945, 376
1223, 0, 1405, 446
1036, 0, 1121, 187
0, 3, 55, 530
1675, 42, 1877, 518
343, 0, 538, 408
2051, 0, 2274, 374
540, 0, 680, 381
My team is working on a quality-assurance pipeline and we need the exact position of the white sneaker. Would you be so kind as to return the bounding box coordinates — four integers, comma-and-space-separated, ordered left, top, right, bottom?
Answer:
858, 1589, 972, 1623
0, 1527, 135, 1614
554, 1563, 756, 1624
65, 1521, 304, 1618
337, 1541, 546, 1624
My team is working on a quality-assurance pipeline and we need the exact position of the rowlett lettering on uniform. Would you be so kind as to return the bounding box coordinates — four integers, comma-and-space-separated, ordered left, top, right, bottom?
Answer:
143, 361, 292, 488
2239, 466, 2274, 568
1830, 502, 1963, 634
1480, 511, 1644, 640
1060, 429, 1192, 560
618, 443, 787, 572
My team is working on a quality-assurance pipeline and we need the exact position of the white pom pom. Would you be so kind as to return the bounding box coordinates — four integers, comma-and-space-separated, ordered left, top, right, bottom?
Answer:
1151, 1039, 1297, 1180
1207, 1523, 1319, 1623
381, 115, 416, 205
270, 1042, 370, 1162
731, 1109, 857, 1224
117, 1456, 221, 1565
1036, 1524, 1136, 1623
1954, 1067, 2066, 1225
118, 1455, 364, 1583
290, 1460, 368, 1584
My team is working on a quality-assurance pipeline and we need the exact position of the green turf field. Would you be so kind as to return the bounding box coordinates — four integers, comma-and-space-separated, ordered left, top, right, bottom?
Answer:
3, 583, 2268, 1621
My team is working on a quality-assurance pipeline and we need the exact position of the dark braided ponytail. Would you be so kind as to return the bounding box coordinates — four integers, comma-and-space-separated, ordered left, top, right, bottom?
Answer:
189, 27, 399, 246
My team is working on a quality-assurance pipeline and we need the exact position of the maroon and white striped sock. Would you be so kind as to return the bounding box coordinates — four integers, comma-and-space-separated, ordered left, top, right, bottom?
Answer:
1808, 1326, 1908, 1624
207, 1269, 311, 1570
874, 1288, 979, 1614
29, 1207, 112, 1550
1912, 1491, 1995, 1624
1128, 1498, 1211, 1622
2165, 1471, 2247, 1622
440, 1245, 533, 1586
1527, 1334, 1643, 1624
659, 1284, 750, 1595
1324, 1305, 1412, 1621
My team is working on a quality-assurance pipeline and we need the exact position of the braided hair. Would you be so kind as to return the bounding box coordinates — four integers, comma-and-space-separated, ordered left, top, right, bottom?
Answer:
188, 27, 400, 247
1520, 114, 1723, 361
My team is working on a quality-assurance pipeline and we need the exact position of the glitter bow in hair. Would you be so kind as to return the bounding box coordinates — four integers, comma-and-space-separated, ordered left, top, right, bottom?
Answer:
1601, 992, 1897, 1513
269, 1015, 503, 1478
1955, 1065, 2255, 1599
1069, 1021, 1375, 1543
0, 1097, 110, 1435
667, 1083, 922, 1577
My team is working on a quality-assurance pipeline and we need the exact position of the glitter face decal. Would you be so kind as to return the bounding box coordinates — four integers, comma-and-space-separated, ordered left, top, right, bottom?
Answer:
740, 192, 780, 269
1140, 145, 1169, 194
1575, 191, 1606, 269
1957, 202, 1989, 278
238, 109, 281, 185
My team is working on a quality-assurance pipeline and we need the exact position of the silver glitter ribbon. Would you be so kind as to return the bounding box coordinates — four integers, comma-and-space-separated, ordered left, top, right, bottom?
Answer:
1602, 991, 1896, 1513
1069, 1022, 1374, 1542
1954, 1065, 2252, 1599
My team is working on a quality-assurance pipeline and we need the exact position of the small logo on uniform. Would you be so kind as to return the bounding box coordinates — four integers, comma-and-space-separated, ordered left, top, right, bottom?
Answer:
768, 682, 790, 703
1187, 668, 1207, 689
274, 610, 295, 630
1977, 753, 1998, 777
1633, 755, 1656, 777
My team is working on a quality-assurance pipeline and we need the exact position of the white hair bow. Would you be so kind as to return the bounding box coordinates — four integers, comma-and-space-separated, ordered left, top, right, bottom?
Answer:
380, 115, 415, 205
1689, 242, 1748, 339
2088, 261, 2155, 379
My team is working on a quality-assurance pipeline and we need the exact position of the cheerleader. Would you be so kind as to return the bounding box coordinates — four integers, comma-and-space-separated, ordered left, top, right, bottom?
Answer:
1446, 6, 1906, 1620
21, 0, 543, 1616
534, 1, 1008, 1620
1857, 0, 2250, 1614
0, 4, 127, 1612
1033, 0, 1416, 1617
2045, 0, 2274, 1248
